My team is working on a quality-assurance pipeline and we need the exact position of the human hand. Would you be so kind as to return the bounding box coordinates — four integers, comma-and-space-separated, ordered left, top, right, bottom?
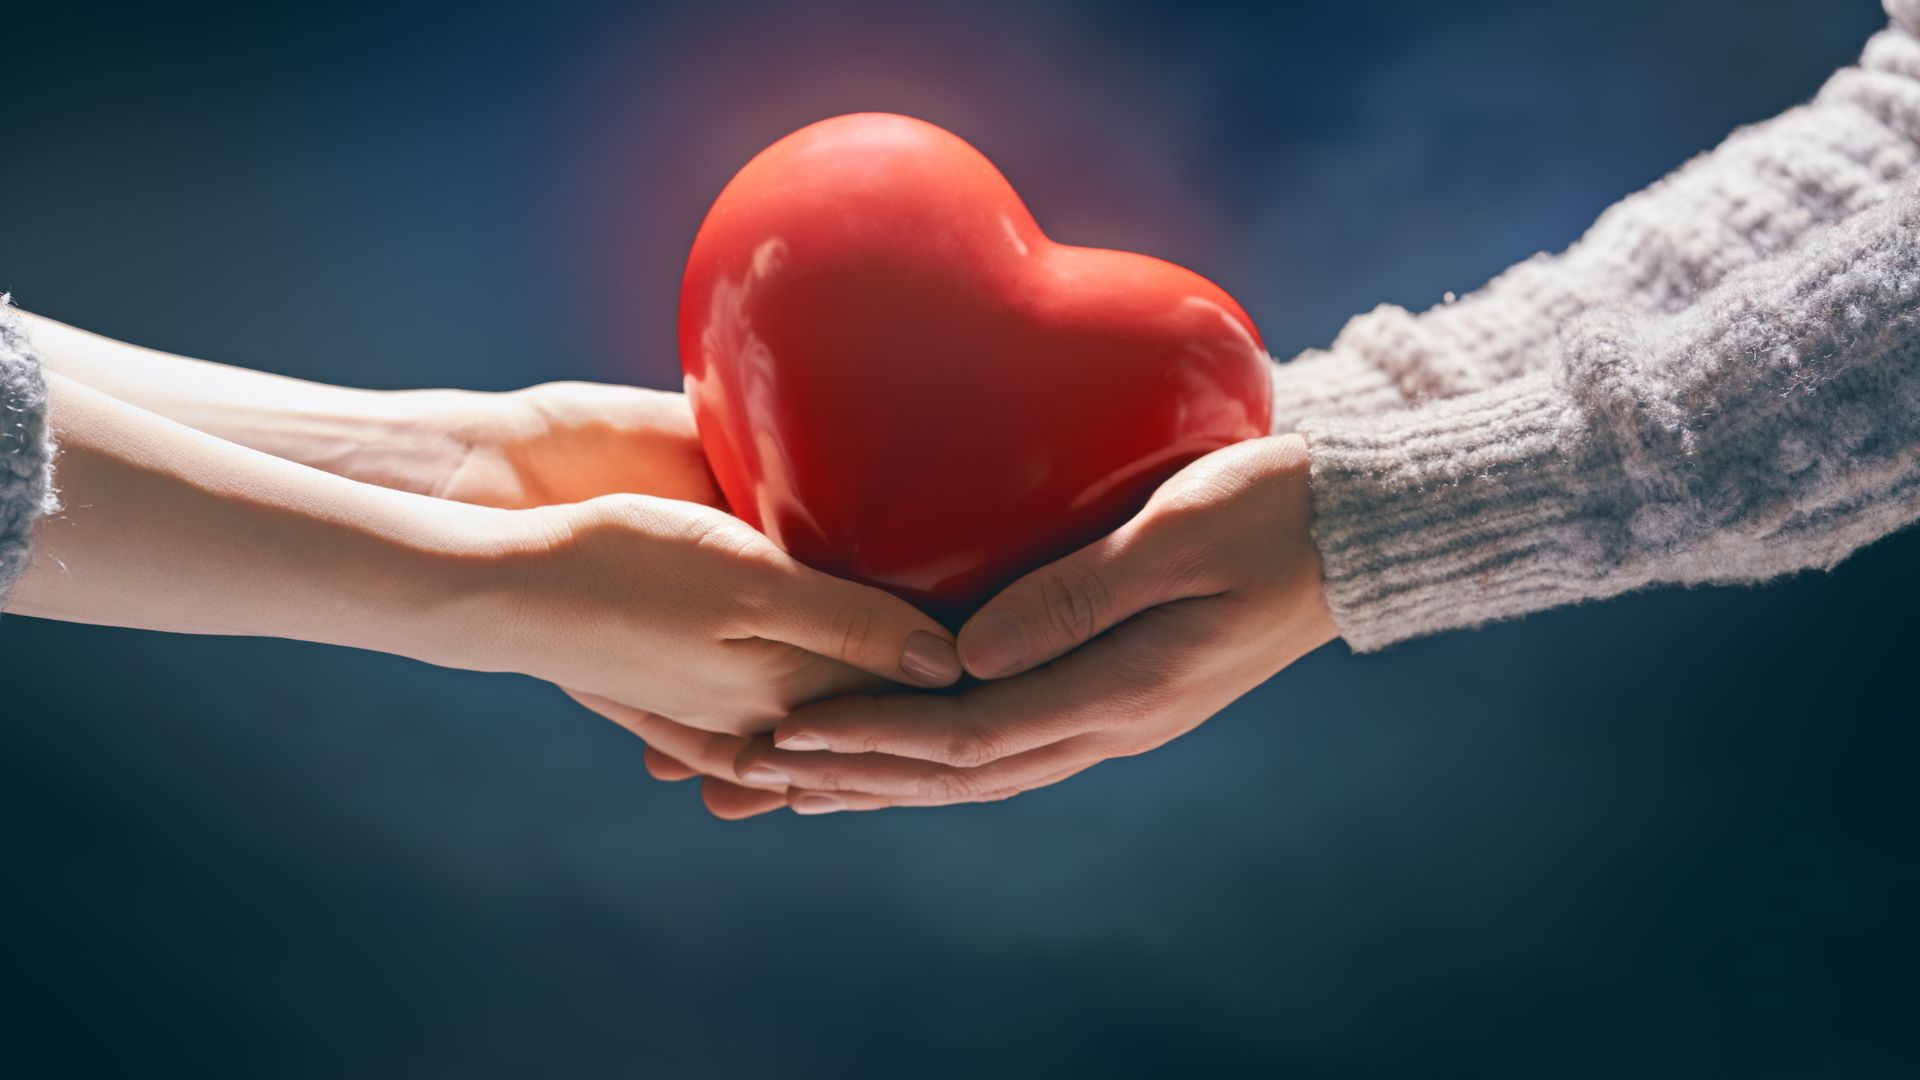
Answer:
447, 382, 966, 797
377, 381, 872, 768
371, 381, 859, 770
447, 492, 965, 736
233, 373, 904, 793
720, 434, 1338, 814
417, 381, 721, 509
15, 375, 959, 756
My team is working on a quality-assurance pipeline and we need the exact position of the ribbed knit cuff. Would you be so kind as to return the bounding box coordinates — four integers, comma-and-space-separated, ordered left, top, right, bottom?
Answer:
1267, 348, 1409, 434
0, 298, 57, 605
1301, 372, 1637, 652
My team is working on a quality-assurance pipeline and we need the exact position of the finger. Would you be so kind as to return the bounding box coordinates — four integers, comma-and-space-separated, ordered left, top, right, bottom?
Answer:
773, 602, 1220, 767
701, 777, 787, 820
644, 746, 698, 782
749, 561, 963, 690
728, 638, 894, 708
955, 510, 1205, 681
564, 688, 773, 787
791, 659, 891, 705
735, 730, 1101, 802
787, 762, 1097, 814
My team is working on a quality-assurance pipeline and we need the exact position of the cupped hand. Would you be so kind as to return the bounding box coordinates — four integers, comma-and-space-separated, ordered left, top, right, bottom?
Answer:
398, 381, 830, 772
463, 493, 965, 737
720, 434, 1339, 814
428, 381, 722, 509
351, 380, 923, 794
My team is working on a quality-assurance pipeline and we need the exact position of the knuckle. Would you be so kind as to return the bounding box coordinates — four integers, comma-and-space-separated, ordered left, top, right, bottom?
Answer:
828, 595, 877, 664
1036, 564, 1111, 645
1105, 704, 1188, 759
918, 771, 978, 804
803, 766, 851, 792
688, 513, 769, 560
938, 720, 1005, 768
1152, 523, 1222, 591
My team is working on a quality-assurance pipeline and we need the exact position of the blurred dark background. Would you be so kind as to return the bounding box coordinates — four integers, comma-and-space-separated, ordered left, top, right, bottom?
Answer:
3, 0, 1915, 1075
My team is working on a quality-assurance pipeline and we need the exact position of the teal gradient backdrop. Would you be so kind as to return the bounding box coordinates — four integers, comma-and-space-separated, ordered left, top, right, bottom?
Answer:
1, 1, 1913, 1076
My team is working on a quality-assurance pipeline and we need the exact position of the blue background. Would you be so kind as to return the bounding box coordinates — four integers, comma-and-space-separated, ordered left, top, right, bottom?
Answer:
2, 1, 1914, 1075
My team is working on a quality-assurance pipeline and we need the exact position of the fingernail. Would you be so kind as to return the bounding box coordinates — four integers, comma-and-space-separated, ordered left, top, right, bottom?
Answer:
776, 732, 828, 752
742, 764, 790, 786
961, 613, 1026, 678
900, 629, 962, 685
793, 793, 845, 815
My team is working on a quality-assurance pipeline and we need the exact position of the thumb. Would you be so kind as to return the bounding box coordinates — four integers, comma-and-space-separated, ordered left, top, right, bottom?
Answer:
957, 519, 1184, 680
755, 563, 963, 689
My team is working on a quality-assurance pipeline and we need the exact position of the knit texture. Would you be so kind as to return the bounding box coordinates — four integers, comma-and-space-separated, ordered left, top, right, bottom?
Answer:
1308, 185, 1920, 649
1282, 6, 1920, 645
1290, 7, 1920, 651
0, 296, 57, 606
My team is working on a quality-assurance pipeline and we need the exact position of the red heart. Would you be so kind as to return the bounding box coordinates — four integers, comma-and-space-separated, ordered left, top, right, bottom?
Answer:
679, 113, 1271, 625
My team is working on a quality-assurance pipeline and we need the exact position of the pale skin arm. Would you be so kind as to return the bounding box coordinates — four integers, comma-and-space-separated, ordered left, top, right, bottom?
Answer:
11, 374, 963, 744
19, 310, 716, 509
10, 373, 518, 659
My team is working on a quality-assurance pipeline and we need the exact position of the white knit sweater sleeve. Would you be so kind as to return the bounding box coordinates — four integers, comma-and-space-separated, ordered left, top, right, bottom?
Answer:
1270, 2, 1920, 432
0, 299, 57, 605
1305, 169, 1920, 651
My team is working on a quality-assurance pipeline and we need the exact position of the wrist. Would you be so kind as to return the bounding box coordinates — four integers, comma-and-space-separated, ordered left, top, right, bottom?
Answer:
22, 311, 490, 494
1267, 433, 1340, 655
251, 383, 556, 508
306, 385, 501, 498
158, 376, 492, 501
359, 496, 564, 675
384, 385, 568, 508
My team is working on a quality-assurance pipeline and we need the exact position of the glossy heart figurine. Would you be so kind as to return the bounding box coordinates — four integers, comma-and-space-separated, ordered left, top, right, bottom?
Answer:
680, 113, 1272, 624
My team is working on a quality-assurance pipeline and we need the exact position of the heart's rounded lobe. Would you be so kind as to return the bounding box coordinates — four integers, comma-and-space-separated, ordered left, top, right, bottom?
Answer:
679, 113, 1271, 625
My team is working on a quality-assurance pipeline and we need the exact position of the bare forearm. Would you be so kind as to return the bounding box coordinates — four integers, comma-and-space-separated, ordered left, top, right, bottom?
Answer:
8, 373, 519, 666
20, 311, 487, 495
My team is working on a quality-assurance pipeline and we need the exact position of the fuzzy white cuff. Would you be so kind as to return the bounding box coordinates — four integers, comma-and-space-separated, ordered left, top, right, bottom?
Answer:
0, 297, 58, 605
